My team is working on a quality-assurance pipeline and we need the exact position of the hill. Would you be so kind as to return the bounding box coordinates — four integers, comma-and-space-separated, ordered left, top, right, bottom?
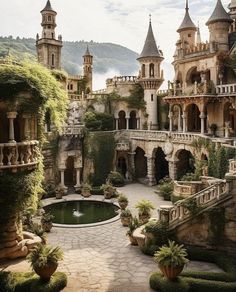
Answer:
0, 36, 139, 76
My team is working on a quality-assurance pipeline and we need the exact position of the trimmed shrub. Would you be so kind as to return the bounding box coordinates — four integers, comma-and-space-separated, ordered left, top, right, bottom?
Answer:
107, 171, 125, 187
159, 183, 173, 201
150, 273, 189, 292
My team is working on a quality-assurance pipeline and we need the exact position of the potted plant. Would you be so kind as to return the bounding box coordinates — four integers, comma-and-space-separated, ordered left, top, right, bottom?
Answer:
120, 209, 132, 227
126, 216, 139, 245
27, 244, 63, 282
81, 183, 92, 197
154, 240, 189, 280
118, 193, 128, 210
135, 199, 155, 224
41, 213, 54, 233
159, 182, 173, 201
29, 223, 47, 245
101, 182, 117, 199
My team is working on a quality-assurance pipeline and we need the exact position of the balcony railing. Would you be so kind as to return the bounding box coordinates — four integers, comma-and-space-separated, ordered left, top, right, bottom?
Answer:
216, 84, 236, 95
0, 141, 39, 171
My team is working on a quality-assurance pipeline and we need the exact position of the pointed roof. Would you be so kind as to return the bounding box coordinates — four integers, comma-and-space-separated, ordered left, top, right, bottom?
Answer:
83, 45, 92, 57
138, 17, 163, 60
177, 0, 197, 33
41, 0, 55, 12
206, 0, 232, 25
196, 23, 202, 44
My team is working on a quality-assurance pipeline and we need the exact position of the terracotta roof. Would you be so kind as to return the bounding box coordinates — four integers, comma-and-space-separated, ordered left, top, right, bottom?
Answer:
177, 0, 196, 32
206, 0, 232, 25
138, 20, 163, 59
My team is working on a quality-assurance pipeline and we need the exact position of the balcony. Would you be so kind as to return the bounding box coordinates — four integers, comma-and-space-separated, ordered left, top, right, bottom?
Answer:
0, 141, 39, 171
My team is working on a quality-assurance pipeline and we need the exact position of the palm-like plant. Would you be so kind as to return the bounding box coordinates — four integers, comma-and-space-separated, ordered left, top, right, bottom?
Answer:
154, 240, 188, 268
135, 199, 155, 216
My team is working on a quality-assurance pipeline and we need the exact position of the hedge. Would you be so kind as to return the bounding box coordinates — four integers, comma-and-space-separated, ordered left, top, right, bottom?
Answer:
150, 247, 236, 292
0, 271, 67, 292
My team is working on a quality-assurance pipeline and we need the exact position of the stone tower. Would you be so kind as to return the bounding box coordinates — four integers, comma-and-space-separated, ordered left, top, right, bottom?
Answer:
36, 0, 63, 69
206, 0, 232, 52
83, 46, 93, 93
177, 0, 197, 49
137, 17, 164, 130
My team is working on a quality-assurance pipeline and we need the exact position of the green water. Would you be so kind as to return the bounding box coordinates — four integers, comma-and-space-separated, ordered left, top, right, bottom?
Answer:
44, 200, 119, 225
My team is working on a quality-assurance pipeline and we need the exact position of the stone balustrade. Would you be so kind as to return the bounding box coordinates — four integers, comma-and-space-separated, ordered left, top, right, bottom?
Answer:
92, 89, 107, 94
159, 180, 227, 229
229, 159, 236, 174
174, 181, 194, 198
0, 140, 39, 171
106, 75, 137, 85
116, 142, 130, 151
216, 84, 236, 95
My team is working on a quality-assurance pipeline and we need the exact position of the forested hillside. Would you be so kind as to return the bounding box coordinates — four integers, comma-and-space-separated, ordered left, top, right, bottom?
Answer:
0, 36, 139, 75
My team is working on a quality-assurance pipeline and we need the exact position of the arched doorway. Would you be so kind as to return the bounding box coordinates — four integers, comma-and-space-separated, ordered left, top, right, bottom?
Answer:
176, 150, 195, 179
155, 147, 169, 182
64, 156, 76, 186
186, 67, 201, 86
172, 105, 182, 131
224, 102, 236, 136
118, 111, 126, 130
117, 157, 127, 178
186, 104, 200, 132
129, 111, 137, 129
134, 147, 147, 179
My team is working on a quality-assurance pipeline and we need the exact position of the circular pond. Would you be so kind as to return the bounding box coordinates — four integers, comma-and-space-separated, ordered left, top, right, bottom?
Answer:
44, 200, 120, 226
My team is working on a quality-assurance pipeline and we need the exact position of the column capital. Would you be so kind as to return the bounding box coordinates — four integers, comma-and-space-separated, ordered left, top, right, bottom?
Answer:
22, 114, 32, 119
7, 111, 17, 119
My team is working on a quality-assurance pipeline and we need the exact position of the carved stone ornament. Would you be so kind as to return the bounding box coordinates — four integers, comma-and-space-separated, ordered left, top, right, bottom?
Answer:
164, 142, 174, 156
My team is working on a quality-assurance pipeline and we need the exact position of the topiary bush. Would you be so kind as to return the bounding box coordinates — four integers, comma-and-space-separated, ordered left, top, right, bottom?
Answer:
150, 273, 189, 292
107, 171, 125, 187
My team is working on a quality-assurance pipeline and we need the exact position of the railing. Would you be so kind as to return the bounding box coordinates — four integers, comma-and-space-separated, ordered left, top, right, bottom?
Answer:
216, 84, 236, 95
159, 180, 227, 229
92, 89, 107, 94
106, 75, 137, 85
0, 141, 39, 170
229, 159, 236, 173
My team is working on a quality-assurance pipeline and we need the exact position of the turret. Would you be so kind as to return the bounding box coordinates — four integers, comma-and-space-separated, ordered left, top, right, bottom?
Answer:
177, 0, 197, 49
206, 0, 232, 52
36, 0, 63, 69
83, 46, 93, 93
137, 16, 164, 130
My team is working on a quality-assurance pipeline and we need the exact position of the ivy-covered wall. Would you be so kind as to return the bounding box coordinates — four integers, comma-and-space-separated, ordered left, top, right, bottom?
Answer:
83, 131, 115, 186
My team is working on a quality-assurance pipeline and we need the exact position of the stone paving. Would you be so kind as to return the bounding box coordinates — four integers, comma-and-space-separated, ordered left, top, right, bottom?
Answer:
2, 183, 223, 292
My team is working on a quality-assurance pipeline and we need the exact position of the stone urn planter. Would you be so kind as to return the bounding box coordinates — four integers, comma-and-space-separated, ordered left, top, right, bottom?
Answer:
101, 183, 116, 199
135, 199, 155, 224
118, 194, 128, 210
126, 216, 139, 246
120, 209, 132, 227
81, 183, 92, 198
56, 186, 65, 199
41, 213, 54, 233
154, 240, 189, 280
27, 244, 63, 282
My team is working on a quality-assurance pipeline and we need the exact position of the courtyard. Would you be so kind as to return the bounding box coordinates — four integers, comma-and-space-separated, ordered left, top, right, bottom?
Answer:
2, 183, 222, 292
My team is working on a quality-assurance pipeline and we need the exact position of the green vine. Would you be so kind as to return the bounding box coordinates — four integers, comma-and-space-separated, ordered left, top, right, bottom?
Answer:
207, 207, 225, 244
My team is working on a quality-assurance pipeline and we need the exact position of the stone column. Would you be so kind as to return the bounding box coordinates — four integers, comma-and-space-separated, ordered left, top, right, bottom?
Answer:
168, 111, 173, 132
182, 111, 187, 133
128, 152, 136, 181
7, 112, 17, 142
115, 118, 119, 130
168, 159, 178, 180
178, 110, 182, 132
126, 118, 129, 130
137, 118, 141, 130
200, 112, 205, 135
146, 155, 156, 186
23, 114, 31, 140
59, 168, 66, 189
74, 168, 81, 191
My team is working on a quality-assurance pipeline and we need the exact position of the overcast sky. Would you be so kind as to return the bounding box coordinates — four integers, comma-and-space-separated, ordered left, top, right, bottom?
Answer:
0, 0, 231, 88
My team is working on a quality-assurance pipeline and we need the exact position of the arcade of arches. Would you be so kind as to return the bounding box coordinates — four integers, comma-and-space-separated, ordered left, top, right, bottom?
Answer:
115, 110, 140, 130
154, 147, 169, 182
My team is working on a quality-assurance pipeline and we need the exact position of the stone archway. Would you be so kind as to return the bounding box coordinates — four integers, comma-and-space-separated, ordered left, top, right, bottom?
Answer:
64, 156, 76, 186
186, 104, 200, 132
134, 147, 147, 179
129, 111, 137, 129
176, 149, 195, 179
154, 147, 169, 183
118, 110, 126, 130
224, 102, 236, 136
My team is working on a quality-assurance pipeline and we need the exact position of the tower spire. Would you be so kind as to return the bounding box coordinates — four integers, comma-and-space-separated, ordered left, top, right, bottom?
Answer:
177, 0, 196, 32
186, 0, 189, 11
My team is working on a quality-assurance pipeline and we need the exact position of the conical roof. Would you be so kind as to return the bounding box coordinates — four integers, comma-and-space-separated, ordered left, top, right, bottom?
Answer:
41, 0, 55, 12
138, 20, 163, 59
83, 45, 92, 57
177, 0, 196, 32
206, 0, 232, 25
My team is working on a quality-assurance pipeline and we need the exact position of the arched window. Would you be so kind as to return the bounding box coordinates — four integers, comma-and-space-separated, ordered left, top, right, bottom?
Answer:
149, 63, 154, 77
51, 33, 54, 39
141, 64, 145, 77
48, 16, 51, 21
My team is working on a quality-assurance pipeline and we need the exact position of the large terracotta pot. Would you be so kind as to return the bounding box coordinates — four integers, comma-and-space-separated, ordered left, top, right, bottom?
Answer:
120, 216, 132, 227
159, 264, 184, 280
128, 234, 138, 246
82, 189, 91, 197
34, 263, 58, 282
119, 201, 128, 210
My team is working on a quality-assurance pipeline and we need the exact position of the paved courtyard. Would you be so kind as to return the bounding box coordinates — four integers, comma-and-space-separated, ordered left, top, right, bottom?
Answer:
2, 183, 222, 292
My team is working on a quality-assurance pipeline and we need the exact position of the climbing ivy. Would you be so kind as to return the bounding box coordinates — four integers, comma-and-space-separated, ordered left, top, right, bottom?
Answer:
86, 132, 115, 186
207, 207, 225, 244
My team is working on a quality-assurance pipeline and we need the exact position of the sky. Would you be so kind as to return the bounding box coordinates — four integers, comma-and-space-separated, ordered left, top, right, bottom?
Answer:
0, 0, 231, 89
